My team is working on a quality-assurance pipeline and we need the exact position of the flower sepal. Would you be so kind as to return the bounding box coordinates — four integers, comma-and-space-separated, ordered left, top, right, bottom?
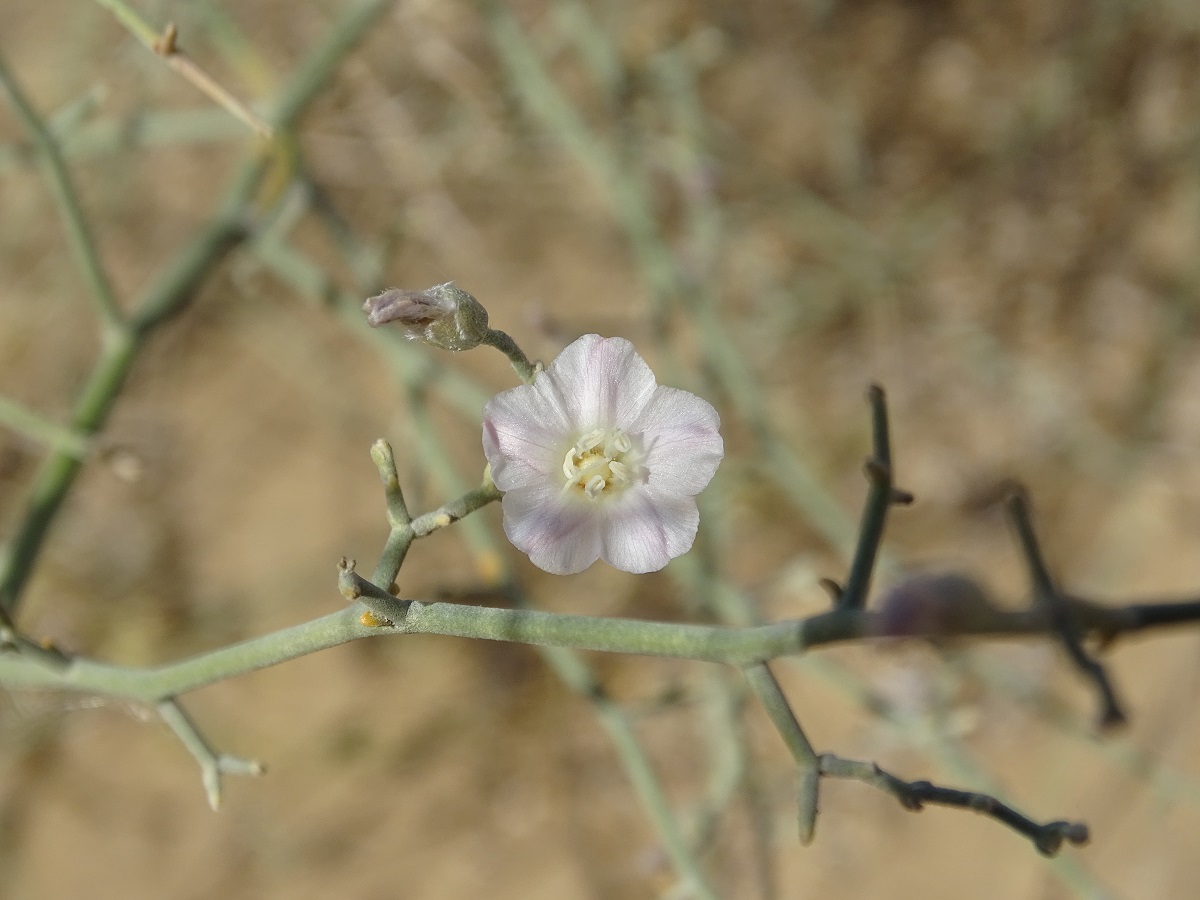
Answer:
363, 282, 490, 351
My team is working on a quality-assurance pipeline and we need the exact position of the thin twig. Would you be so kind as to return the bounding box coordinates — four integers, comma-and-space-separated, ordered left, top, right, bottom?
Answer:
91, 1, 272, 138
0, 0, 395, 620
1007, 486, 1126, 728
742, 662, 820, 843
838, 384, 912, 611
367, 438, 416, 589
482, 328, 538, 383
0, 395, 91, 458
157, 698, 263, 810
370, 438, 411, 528
741, 656, 1087, 856
294, 199, 722, 896
534, 621, 721, 900
818, 755, 1090, 856
5, 579, 1200, 698
0, 53, 124, 329
0, 553, 1198, 850
792, 653, 1111, 895
337, 558, 411, 626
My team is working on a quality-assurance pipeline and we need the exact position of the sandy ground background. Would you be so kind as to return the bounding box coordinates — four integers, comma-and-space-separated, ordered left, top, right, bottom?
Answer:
3, 1, 1200, 897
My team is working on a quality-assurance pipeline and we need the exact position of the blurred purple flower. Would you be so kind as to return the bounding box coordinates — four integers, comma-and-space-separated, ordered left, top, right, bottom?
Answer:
482, 335, 724, 575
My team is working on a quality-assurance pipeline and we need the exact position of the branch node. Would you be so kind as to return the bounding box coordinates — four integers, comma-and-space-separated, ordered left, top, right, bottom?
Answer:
337, 557, 409, 625
835, 384, 902, 611
818, 578, 843, 605
153, 22, 179, 56
157, 698, 262, 811
818, 753, 1087, 855
1005, 486, 1128, 728
863, 457, 891, 484
899, 778, 929, 810
337, 557, 361, 600
743, 663, 822, 843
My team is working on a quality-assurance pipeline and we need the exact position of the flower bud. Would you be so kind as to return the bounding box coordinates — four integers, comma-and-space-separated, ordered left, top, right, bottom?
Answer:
362, 282, 490, 351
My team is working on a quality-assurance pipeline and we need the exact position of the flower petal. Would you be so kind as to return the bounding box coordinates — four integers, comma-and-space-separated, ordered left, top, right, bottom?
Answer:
501, 483, 603, 575
483, 333, 722, 576
483, 385, 568, 492
632, 386, 724, 496
543, 334, 658, 430
598, 487, 700, 573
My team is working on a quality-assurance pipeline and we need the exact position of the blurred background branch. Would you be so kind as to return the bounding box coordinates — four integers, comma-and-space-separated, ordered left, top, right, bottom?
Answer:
3, 1, 1200, 898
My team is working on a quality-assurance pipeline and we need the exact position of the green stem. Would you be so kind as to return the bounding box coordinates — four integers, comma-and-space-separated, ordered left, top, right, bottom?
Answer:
742, 663, 820, 843
0, 395, 91, 457
0, 607, 372, 699
268, 0, 395, 129
158, 698, 263, 810
0, 0, 396, 619
370, 478, 500, 590
483, 328, 538, 383
0, 53, 124, 329
91, 0, 160, 46
0, 330, 138, 613
90, 0, 273, 137
0, 594, 1179, 701
130, 158, 263, 335
369, 439, 411, 528
538, 641, 719, 900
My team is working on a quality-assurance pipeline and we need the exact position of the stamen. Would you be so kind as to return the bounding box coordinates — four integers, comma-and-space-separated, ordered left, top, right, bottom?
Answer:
575, 429, 604, 454
561, 427, 642, 500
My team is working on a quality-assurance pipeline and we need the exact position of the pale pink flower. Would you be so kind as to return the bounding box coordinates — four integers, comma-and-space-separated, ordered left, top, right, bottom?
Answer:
482, 335, 723, 575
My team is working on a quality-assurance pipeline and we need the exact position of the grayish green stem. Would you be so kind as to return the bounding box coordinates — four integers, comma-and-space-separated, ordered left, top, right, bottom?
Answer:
483, 328, 538, 383
158, 698, 263, 810
370, 439, 410, 528
742, 663, 820, 844
369, 472, 500, 591
0, 590, 1175, 703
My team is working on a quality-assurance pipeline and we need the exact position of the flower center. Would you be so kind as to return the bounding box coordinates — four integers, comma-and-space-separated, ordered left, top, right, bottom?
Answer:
562, 428, 642, 500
